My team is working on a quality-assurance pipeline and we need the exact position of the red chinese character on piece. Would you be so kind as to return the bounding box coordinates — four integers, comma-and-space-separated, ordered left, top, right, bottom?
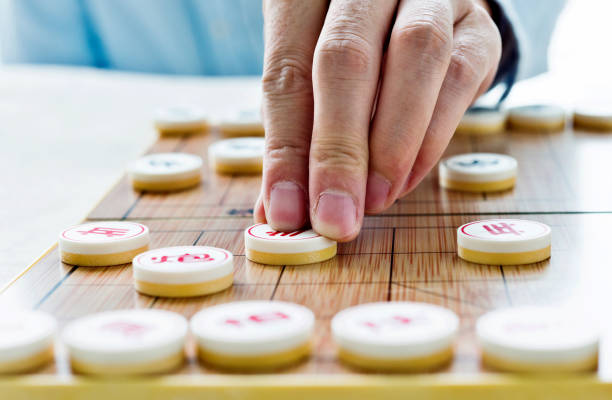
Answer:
392, 315, 413, 325
248, 312, 290, 323
363, 315, 415, 331
101, 321, 149, 337
482, 222, 522, 236
224, 318, 241, 326
77, 227, 129, 237
266, 229, 307, 237
177, 253, 213, 263
363, 321, 378, 330
151, 253, 214, 264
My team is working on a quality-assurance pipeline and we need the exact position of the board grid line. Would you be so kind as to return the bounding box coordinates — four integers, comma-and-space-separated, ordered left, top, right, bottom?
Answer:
34, 265, 78, 309
92, 210, 612, 221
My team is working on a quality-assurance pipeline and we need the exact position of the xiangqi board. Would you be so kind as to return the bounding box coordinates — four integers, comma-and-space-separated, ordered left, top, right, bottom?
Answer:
1, 127, 612, 399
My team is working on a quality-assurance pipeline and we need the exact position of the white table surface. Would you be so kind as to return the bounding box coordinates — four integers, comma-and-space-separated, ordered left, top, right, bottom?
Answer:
0, 65, 262, 285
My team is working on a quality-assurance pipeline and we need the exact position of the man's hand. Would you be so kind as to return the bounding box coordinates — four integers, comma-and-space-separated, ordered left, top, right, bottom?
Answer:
255, 0, 501, 241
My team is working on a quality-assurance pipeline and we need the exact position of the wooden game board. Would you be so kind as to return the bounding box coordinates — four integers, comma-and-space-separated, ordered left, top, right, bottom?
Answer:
2, 127, 612, 400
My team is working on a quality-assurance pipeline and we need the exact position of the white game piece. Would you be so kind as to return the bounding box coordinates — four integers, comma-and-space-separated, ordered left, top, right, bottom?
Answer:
456, 107, 507, 135
573, 105, 612, 131
63, 309, 187, 376
244, 223, 337, 265
457, 219, 551, 265
59, 221, 150, 266
508, 104, 566, 132
154, 105, 209, 135
133, 246, 234, 298
218, 109, 264, 137
127, 152, 203, 192
332, 302, 458, 371
477, 306, 599, 372
191, 300, 314, 370
439, 153, 517, 192
208, 137, 265, 174
0, 311, 56, 373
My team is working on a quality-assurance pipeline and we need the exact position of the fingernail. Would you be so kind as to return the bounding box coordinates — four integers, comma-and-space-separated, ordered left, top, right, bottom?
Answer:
365, 172, 391, 212
313, 190, 357, 239
268, 181, 307, 230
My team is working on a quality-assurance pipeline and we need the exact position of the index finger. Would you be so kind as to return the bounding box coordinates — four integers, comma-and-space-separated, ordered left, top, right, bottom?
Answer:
260, 0, 327, 231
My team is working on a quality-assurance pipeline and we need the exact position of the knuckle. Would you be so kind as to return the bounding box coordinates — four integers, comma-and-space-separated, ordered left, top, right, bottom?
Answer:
475, 8, 502, 50
447, 51, 484, 88
473, 5, 495, 28
379, 155, 414, 181
311, 136, 368, 172
265, 135, 311, 165
372, 135, 421, 181
417, 151, 440, 173
315, 33, 373, 78
262, 52, 313, 98
392, 20, 452, 58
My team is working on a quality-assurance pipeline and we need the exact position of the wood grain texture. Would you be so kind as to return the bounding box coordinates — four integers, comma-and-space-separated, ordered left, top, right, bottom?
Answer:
2, 126, 612, 388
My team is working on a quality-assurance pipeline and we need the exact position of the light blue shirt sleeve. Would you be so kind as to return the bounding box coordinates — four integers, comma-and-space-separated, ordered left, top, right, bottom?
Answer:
0, 0, 264, 76
0, 0, 98, 66
0, 0, 563, 81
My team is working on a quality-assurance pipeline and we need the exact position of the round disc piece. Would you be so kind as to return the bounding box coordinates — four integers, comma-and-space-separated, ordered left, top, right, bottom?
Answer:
133, 246, 234, 297
477, 306, 599, 372
439, 153, 517, 192
59, 221, 150, 266
191, 301, 314, 370
208, 137, 265, 174
154, 105, 209, 135
218, 109, 264, 137
244, 223, 337, 265
0, 311, 56, 373
508, 104, 566, 132
456, 107, 507, 135
573, 105, 612, 131
63, 309, 187, 376
332, 302, 459, 372
128, 153, 203, 192
457, 219, 551, 265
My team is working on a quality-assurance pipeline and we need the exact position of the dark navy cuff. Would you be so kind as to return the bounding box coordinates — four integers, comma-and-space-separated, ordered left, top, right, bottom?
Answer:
486, 0, 520, 103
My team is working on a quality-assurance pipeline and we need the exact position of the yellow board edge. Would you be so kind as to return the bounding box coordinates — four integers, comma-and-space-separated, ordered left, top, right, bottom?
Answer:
0, 374, 611, 400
